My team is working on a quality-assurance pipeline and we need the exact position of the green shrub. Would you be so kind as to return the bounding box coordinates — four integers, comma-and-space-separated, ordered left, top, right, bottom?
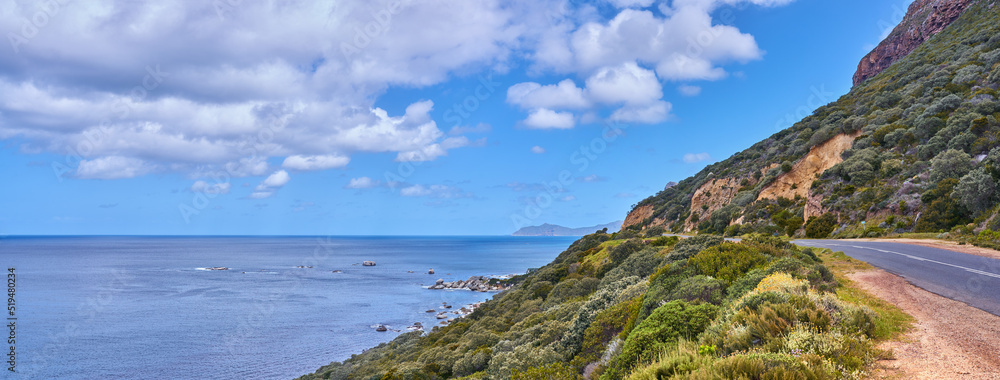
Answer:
915, 178, 972, 232
953, 167, 998, 216
602, 300, 718, 380
609, 239, 643, 265
930, 149, 974, 183
668, 275, 726, 305
668, 235, 724, 260
805, 213, 839, 238
643, 225, 666, 238
688, 242, 769, 284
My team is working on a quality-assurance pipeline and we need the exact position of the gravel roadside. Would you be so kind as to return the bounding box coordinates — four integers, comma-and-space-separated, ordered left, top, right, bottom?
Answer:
849, 270, 1000, 379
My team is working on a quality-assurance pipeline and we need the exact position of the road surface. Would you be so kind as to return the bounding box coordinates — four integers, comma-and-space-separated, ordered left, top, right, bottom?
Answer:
794, 240, 1000, 317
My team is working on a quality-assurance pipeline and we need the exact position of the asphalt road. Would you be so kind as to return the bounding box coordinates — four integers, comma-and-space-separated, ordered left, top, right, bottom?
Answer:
793, 240, 1000, 317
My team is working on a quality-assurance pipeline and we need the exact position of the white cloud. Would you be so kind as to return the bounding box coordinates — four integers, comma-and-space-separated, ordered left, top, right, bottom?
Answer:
345, 177, 381, 189
683, 152, 712, 163
76, 156, 154, 179
559, 195, 577, 201
191, 180, 231, 195
531, 146, 546, 154
678, 85, 703, 96
400, 184, 471, 199
507, 79, 590, 110
585, 62, 662, 106
282, 155, 350, 171
610, 101, 672, 124
0, 0, 794, 176
580, 174, 606, 182
250, 170, 291, 199
524, 109, 576, 130
607, 0, 656, 8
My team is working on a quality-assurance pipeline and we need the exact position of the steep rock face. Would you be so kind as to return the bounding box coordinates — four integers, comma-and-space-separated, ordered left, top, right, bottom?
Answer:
621, 205, 654, 230
853, 0, 974, 86
757, 133, 860, 221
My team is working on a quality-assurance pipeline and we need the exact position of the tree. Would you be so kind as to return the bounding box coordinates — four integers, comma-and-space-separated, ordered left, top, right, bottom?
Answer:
953, 167, 998, 216
930, 149, 974, 183
805, 213, 839, 238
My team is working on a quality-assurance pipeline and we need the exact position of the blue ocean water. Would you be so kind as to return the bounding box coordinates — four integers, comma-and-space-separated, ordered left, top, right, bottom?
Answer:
0, 236, 577, 379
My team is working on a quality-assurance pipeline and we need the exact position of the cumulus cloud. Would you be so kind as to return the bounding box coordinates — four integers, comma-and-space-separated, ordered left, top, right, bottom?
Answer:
191, 180, 232, 195
507, 79, 590, 110
610, 101, 672, 123
76, 156, 155, 180
607, 0, 657, 8
282, 155, 350, 171
524, 109, 576, 129
678, 85, 703, 96
399, 184, 471, 199
345, 177, 381, 189
0, 0, 794, 176
683, 152, 712, 163
531, 146, 546, 154
250, 170, 291, 199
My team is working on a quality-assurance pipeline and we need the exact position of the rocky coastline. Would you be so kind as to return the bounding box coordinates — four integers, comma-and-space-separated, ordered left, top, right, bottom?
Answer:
427, 276, 507, 292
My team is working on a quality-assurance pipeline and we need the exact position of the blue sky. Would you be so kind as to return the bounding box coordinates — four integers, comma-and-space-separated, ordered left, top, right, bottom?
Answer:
0, 0, 914, 235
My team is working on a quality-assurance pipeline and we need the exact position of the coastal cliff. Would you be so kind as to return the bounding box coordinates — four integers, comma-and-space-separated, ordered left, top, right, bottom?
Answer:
853, 0, 975, 86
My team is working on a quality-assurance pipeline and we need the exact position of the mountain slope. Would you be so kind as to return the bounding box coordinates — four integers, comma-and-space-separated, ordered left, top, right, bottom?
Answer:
512, 221, 624, 236
625, 0, 1000, 238
296, 2, 1000, 379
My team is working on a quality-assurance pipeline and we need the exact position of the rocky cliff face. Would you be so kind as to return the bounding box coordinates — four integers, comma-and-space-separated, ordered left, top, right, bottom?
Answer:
853, 0, 974, 86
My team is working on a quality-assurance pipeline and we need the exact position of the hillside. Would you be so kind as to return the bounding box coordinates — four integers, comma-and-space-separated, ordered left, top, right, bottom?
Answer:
625, 0, 1000, 239
296, 1, 1000, 379
513, 222, 624, 236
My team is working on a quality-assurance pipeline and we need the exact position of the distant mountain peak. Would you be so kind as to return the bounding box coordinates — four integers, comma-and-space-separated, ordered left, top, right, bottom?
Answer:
512, 221, 623, 236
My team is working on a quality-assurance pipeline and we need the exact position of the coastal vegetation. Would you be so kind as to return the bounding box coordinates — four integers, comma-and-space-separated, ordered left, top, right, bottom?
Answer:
297, 234, 899, 379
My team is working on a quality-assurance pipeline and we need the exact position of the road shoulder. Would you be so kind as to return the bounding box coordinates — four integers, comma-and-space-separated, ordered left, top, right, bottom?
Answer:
815, 247, 1000, 379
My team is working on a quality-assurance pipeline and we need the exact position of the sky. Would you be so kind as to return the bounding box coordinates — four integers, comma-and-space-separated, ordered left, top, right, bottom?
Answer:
0, 0, 916, 235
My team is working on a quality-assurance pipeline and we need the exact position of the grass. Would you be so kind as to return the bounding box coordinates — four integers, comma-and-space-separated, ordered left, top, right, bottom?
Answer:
814, 248, 915, 341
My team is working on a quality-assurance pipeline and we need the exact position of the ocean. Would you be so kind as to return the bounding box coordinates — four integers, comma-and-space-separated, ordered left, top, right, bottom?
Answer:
0, 236, 577, 379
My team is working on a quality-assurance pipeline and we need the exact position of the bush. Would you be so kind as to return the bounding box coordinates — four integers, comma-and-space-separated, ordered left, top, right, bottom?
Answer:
643, 225, 665, 238
609, 239, 643, 265
668, 275, 726, 305
668, 235, 724, 260
915, 178, 971, 232
688, 242, 769, 284
953, 167, 998, 216
804, 213, 838, 238
930, 149, 974, 183
602, 300, 718, 379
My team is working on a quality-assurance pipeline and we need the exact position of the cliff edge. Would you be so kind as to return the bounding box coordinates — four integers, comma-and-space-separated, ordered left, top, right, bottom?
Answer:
853, 0, 974, 86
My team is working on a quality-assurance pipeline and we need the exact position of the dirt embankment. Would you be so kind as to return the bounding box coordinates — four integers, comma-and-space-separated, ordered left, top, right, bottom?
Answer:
621, 205, 654, 230
852, 270, 1000, 379
684, 178, 741, 231
758, 133, 859, 220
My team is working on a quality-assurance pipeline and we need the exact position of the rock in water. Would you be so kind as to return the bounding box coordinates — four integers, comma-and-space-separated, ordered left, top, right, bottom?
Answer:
362, 261, 376, 266
428, 268, 435, 274
375, 325, 387, 332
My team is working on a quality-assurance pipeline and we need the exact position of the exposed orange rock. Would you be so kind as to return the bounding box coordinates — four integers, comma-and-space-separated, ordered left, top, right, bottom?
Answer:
621, 204, 653, 230
758, 133, 859, 220
684, 177, 741, 231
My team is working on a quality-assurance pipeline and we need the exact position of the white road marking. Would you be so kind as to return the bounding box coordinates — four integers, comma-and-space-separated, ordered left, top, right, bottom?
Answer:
800, 241, 1000, 280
